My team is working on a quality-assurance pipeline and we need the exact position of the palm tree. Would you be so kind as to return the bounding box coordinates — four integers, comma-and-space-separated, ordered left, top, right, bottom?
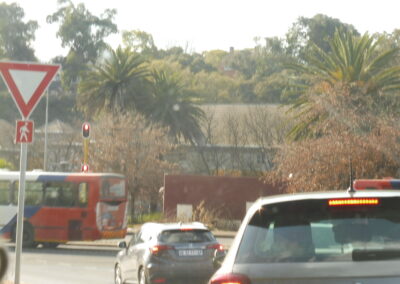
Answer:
287, 30, 400, 140
148, 70, 205, 144
77, 46, 151, 117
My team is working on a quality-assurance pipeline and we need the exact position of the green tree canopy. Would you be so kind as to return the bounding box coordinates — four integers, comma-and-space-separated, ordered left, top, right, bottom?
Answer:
0, 2, 37, 61
287, 30, 400, 140
286, 14, 359, 58
203, 49, 228, 70
122, 30, 158, 58
47, 0, 118, 88
0, 158, 14, 170
148, 70, 205, 144
77, 46, 151, 117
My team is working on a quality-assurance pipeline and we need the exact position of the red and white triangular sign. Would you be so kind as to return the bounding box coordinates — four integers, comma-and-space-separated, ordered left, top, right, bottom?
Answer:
0, 62, 60, 119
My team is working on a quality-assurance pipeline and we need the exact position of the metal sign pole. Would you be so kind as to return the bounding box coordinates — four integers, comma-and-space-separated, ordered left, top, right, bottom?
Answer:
14, 142, 28, 284
84, 138, 89, 164
44, 90, 49, 171
0, 62, 60, 284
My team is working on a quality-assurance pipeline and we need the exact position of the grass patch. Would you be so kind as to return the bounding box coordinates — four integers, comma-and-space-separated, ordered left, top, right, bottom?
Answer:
132, 212, 164, 224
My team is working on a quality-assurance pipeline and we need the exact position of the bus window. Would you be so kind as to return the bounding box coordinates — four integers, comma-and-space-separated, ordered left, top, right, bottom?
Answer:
43, 185, 58, 206
43, 182, 78, 207
23, 182, 43, 206
0, 181, 10, 205
78, 183, 88, 207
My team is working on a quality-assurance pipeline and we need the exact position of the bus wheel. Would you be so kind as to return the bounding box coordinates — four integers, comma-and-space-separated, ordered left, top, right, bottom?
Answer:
42, 242, 59, 249
11, 222, 37, 248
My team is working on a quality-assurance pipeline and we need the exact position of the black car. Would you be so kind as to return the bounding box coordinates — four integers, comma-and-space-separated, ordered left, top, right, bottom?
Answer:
115, 222, 224, 284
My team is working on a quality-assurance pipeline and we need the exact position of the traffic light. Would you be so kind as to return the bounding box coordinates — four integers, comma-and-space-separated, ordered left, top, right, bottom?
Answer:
82, 122, 90, 138
81, 164, 89, 172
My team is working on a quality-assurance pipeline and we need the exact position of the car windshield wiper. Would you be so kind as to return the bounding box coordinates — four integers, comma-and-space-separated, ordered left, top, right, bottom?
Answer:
352, 249, 400, 261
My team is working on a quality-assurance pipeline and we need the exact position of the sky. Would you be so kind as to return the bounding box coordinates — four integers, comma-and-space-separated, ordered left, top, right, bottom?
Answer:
5, 0, 400, 62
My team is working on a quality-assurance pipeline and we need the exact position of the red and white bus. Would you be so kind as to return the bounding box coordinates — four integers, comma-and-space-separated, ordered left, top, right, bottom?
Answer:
0, 171, 128, 247
353, 178, 400, 190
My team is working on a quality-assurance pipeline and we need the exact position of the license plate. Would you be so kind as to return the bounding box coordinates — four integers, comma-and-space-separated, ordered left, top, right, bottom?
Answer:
178, 249, 203, 256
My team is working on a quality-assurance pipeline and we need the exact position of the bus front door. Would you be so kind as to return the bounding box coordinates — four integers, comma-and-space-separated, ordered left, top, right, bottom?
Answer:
68, 220, 82, 240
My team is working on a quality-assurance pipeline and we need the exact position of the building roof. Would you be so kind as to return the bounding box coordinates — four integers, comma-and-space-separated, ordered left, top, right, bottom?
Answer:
36, 119, 74, 134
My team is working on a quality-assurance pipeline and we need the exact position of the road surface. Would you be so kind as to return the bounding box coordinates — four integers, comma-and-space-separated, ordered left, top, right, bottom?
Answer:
2, 236, 234, 284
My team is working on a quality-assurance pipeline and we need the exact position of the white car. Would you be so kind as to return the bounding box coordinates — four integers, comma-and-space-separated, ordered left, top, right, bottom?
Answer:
210, 184, 400, 284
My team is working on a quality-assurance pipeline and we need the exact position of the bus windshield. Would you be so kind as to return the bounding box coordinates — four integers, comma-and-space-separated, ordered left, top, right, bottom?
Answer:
100, 177, 126, 199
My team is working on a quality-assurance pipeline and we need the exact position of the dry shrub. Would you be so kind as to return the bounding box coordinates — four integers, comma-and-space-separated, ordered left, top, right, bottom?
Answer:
271, 79, 400, 193
192, 200, 221, 229
265, 122, 400, 193
288, 82, 386, 141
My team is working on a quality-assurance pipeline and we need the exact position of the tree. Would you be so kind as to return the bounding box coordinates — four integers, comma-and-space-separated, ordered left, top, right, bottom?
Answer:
47, 0, 117, 88
190, 71, 242, 103
254, 71, 291, 103
286, 14, 359, 58
122, 30, 158, 58
148, 70, 205, 144
90, 113, 178, 217
254, 37, 289, 77
265, 123, 400, 193
0, 158, 13, 170
77, 46, 151, 117
287, 30, 400, 140
203, 50, 228, 70
188, 105, 287, 176
245, 37, 296, 103
0, 93, 19, 122
0, 2, 37, 61
223, 48, 257, 79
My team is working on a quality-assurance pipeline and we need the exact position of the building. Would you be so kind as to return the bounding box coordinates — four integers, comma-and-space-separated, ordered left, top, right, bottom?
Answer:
163, 174, 282, 222
166, 144, 278, 175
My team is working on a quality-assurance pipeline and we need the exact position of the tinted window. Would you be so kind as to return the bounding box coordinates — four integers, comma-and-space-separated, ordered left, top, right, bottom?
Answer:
159, 229, 215, 243
0, 181, 10, 205
78, 183, 88, 207
236, 197, 400, 263
43, 182, 87, 207
23, 182, 43, 206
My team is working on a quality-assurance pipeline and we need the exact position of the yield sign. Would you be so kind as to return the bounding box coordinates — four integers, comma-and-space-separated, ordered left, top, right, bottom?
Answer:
0, 62, 60, 119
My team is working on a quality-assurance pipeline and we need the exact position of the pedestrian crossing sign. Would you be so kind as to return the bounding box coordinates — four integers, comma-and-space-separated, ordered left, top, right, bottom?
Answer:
15, 120, 34, 144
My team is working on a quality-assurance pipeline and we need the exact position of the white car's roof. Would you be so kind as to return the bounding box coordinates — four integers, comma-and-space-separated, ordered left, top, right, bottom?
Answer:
241, 189, 400, 224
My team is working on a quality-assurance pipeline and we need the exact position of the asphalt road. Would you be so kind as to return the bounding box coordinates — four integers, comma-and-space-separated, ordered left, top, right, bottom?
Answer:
2, 236, 234, 284
4, 245, 118, 284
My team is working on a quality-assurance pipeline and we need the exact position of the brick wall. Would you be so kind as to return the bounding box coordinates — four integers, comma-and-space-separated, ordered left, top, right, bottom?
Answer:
163, 174, 282, 220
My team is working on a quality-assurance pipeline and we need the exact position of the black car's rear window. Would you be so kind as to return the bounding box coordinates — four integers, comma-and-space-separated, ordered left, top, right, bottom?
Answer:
236, 197, 400, 263
159, 229, 215, 243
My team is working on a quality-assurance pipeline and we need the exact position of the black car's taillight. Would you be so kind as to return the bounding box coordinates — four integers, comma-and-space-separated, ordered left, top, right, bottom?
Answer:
206, 243, 224, 251
150, 245, 173, 255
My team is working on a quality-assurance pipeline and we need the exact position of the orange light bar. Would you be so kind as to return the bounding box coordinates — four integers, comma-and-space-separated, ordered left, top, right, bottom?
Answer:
328, 198, 379, 206
180, 228, 193, 231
